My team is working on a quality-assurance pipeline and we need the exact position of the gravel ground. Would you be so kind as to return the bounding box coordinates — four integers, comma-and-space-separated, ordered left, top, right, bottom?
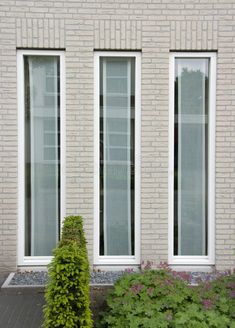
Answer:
8, 270, 223, 286
10, 271, 48, 286
9, 270, 125, 286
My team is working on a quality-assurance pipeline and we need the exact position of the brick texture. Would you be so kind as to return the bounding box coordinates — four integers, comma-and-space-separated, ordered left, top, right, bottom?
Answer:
94, 20, 142, 49
16, 18, 65, 49
0, 0, 235, 273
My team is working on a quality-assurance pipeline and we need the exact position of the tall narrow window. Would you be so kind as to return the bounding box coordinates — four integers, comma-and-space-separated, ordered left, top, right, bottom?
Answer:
24, 55, 61, 256
94, 52, 140, 264
170, 53, 216, 263
100, 57, 135, 256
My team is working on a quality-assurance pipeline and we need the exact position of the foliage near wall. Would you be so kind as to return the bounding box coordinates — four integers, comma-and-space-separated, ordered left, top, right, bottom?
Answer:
99, 269, 235, 328
43, 216, 93, 328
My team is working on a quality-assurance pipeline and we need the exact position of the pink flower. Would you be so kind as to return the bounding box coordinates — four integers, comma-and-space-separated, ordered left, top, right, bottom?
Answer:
147, 287, 154, 295
202, 299, 213, 310
141, 260, 153, 271
158, 262, 172, 272
130, 284, 144, 294
229, 291, 235, 298
172, 271, 191, 282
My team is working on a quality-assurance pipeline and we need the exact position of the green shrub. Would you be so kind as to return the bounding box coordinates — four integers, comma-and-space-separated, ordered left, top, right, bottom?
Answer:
99, 269, 235, 328
59, 215, 86, 248
195, 273, 235, 326
43, 216, 93, 328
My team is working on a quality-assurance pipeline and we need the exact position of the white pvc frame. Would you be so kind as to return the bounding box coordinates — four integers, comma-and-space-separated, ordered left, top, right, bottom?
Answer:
94, 51, 141, 265
17, 50, 66, 266
168, 52, 216, 266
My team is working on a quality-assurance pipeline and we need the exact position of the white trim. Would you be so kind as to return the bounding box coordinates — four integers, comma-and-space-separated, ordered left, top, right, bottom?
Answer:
17, 50, 66, 266
170, 265, 214, 272
168, 52, 216, 266
17, 51, 24, 265
208, 53, 216, 265
93, 51, 141, 265
60, 52, 66, 226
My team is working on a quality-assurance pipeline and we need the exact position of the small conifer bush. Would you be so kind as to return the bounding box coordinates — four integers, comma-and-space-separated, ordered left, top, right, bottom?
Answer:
43, 216, 93, 328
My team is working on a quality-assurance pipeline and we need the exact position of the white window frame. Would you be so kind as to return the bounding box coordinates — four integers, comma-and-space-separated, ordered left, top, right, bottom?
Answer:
94, 51, 141, 265
168, 52, 216, 266
17, 50, 66, 266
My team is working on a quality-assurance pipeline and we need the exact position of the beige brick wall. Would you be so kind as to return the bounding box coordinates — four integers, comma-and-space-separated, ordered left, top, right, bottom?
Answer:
0, 0, 234, 273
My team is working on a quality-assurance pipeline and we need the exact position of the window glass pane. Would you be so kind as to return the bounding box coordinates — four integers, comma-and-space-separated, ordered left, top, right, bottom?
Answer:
24, 56, 60, 256
100, 57, 135, 256
174, 58, 209, 256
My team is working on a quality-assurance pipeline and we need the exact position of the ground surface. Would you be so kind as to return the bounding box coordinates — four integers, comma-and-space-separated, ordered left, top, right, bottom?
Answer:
0, 275, 45, 328
0, 270, 225, 327
0, 292, 44, 328
10, 270, 123, 285
0, 274, 110, 328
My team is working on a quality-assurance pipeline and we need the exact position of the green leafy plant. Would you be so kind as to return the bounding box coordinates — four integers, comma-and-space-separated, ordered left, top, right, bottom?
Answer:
43, 216, 93, 328
195, 273, 235, 326
59, 215, 86, 248
98, 269, 235, 328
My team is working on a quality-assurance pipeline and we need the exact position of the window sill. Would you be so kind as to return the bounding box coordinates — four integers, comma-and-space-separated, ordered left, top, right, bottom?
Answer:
168, 256, 215, 267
